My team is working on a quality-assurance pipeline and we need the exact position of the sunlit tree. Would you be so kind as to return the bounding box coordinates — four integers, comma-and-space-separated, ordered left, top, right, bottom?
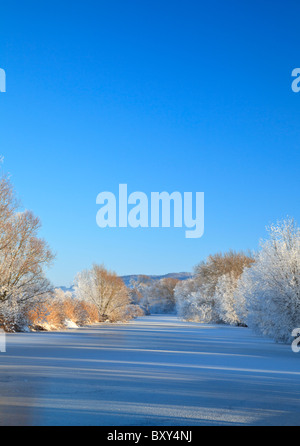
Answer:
75, 264, 131, 322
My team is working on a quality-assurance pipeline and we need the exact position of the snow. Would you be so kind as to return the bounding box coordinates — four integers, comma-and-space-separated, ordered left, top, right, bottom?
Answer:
64, 319, 79, 329
0, 315, 299, 426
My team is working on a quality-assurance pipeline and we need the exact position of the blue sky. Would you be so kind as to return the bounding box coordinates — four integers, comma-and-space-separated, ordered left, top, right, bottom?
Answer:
0, 0, 299, 286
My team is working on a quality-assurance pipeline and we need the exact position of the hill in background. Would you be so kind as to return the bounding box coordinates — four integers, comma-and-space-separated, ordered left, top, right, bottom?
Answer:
58, 272, 192, 293
121, 272, 192, 287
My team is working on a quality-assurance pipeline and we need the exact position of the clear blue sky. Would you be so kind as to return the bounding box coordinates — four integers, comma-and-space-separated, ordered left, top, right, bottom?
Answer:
0, 0, 299, 286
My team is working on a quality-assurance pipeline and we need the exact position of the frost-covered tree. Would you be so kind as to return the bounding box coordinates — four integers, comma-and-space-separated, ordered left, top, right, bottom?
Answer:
154, 278, 179, 313
194, 251, 254, 296
175, 279, 198, 320
176, 251, 254, 323
175, 278, 220, 323
214, 273, 242, 325
130, 276, 179, 314
129, 275, 153, 314
75, 264, 131, 322
0, 174, 54, 331
234, 218, 300, 342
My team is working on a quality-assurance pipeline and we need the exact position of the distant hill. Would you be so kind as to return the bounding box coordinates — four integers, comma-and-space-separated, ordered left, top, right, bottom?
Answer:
120, 272, 192, 287
57, 272, 192, 293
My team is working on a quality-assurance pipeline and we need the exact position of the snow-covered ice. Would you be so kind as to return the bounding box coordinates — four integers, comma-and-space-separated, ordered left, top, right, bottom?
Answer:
0, 315, 299, 426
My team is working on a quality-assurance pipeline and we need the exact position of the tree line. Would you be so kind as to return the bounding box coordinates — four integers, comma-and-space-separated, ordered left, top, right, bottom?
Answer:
174, 219, 300, 343
0, 171, 299, 344
0, 173, 142, 331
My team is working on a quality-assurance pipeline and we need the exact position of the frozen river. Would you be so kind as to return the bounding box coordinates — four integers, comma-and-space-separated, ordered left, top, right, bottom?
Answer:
0, 315, 299, 426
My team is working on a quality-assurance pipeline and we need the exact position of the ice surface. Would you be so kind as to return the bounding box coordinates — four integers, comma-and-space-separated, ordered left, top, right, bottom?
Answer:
0, 315, 299, 426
